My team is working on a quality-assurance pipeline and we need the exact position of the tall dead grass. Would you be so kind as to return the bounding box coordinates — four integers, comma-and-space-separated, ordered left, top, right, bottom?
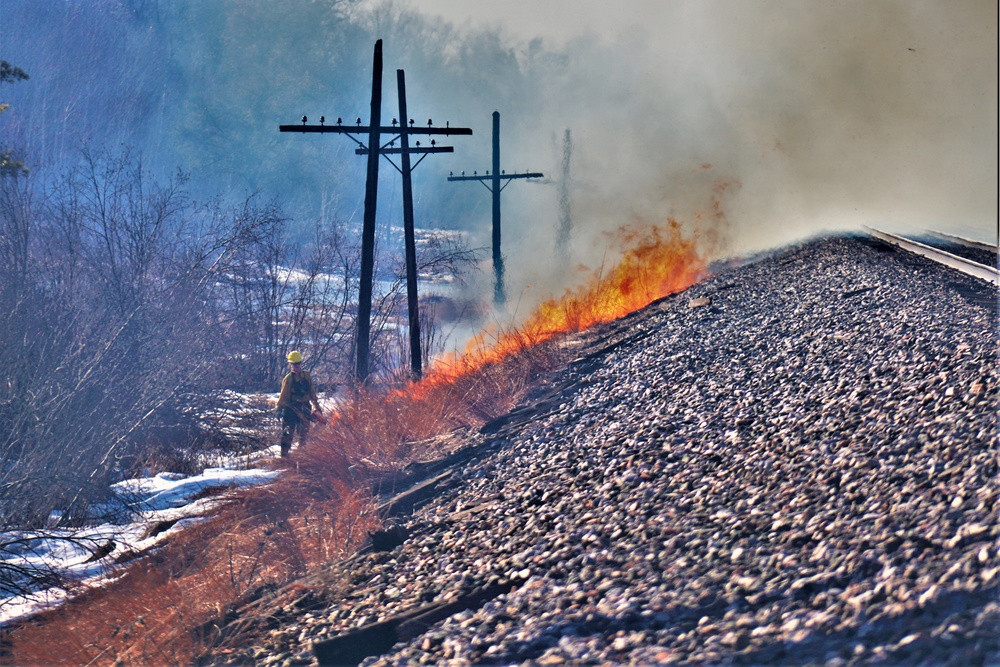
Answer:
4, 328, 567, 667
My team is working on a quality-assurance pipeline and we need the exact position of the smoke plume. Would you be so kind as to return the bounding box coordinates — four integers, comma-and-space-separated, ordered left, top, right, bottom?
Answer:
4, 0, 996, 315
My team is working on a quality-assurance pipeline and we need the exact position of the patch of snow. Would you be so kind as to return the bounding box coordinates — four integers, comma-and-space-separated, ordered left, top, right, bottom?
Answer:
0, 464, 280, 627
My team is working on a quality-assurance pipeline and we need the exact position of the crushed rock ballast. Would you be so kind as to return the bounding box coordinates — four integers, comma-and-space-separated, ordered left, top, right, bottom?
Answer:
217, 234, 999, 666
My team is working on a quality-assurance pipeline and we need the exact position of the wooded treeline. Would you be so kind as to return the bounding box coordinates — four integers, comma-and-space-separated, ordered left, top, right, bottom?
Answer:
0, 147, 469, 531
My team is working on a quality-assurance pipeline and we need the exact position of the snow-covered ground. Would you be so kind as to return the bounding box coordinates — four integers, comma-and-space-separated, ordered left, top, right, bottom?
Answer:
0, 454, 283, 627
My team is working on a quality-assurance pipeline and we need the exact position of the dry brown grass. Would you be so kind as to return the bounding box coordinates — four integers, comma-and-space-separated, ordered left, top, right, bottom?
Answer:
4, 476, 379, 666
4, 329, 568, 667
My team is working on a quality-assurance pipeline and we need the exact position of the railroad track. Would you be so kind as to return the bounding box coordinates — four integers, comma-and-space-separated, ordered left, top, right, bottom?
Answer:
919, 230, 999, 267
865, 226, 999, 287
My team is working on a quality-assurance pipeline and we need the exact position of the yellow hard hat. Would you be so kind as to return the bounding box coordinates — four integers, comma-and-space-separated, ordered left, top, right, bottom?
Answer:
287, 350, 303, 363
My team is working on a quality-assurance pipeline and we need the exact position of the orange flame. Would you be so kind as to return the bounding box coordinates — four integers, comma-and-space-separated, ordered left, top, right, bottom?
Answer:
313, 219, 706, 459
423, 219, 707, 387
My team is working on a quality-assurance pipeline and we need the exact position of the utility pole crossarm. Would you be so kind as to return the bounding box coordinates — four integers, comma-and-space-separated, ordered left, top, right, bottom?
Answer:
447, 171, 543, 182
357, 146, 454, 155
279, 124, 472, 136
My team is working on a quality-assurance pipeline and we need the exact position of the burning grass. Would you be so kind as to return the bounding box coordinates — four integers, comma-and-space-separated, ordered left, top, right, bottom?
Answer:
423, 219, 706, 388
4, 220, 707, 666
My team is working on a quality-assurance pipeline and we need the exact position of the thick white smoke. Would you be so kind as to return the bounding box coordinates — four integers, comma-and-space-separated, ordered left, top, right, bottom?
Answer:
388, 0, 997, 287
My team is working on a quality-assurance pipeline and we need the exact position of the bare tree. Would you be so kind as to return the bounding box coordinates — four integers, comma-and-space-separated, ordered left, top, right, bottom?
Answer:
282, 220, 358, 388
0, 150, 293, 528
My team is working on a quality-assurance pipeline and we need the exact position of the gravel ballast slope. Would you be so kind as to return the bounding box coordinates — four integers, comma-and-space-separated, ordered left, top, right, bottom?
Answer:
248, 234, 998, 666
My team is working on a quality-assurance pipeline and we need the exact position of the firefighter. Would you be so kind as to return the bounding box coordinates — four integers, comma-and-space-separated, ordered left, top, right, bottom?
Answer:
276, 350, 322, 457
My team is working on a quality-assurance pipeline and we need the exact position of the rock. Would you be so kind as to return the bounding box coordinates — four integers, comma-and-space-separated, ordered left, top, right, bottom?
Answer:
688, 297, 711, 308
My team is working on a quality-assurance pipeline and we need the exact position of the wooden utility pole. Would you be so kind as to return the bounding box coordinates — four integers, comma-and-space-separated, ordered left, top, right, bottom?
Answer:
396, 70, 421, 379
357, 41, 383, 385
448, 111, 542, 305
352, 74, 467, 380
280, 40, 471, 383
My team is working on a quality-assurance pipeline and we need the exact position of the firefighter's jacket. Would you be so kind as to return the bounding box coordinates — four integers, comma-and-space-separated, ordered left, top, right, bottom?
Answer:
277, 370, 320, 416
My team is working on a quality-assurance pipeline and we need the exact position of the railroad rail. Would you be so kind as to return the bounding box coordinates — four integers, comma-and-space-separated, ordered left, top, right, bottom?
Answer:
910, 230, 999, 267
865, 227, 999, 287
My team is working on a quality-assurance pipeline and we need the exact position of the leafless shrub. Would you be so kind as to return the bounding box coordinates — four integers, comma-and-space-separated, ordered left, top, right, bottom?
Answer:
0, 149, 301, 529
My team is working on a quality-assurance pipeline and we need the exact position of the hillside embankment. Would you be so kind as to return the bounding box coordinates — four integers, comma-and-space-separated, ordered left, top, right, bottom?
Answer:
209, 234, 998, 666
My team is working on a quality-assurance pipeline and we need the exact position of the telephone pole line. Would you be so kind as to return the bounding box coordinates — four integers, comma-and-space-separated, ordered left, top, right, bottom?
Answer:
280, 40, 471, 384
448, 111, 542, 305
